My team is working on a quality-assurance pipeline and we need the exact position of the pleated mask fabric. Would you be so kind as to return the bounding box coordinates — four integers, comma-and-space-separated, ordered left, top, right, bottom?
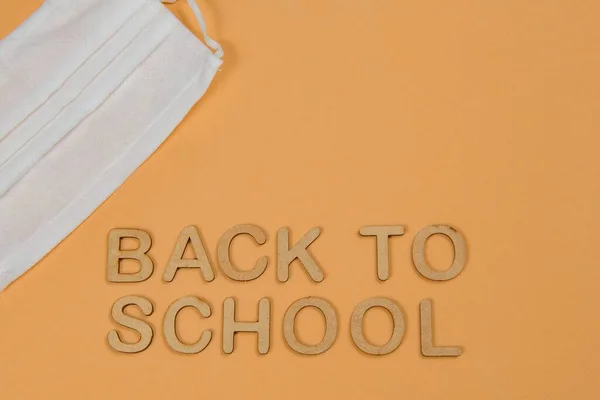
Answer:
0, 0, 223, 291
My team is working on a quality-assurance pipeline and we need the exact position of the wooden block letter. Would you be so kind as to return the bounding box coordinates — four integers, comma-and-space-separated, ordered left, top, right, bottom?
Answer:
359, 225, 405, 281
107, 228, 154, 282
420, 299, 462, 357
350, 297, 405, 355
163, 296, 212, 354
163, 225, 215, 282
218, 224, 268, 281
277, 227, 324, 282
107, 295, 154, 353
412, 224, 467, 281
222, 297, 271, 354
283, 297, 338, 355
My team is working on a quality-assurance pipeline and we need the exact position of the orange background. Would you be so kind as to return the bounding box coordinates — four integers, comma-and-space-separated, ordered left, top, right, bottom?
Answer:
1, 0, 599, 399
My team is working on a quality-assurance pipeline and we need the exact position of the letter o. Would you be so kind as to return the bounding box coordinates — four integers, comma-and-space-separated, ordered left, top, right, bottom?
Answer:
283, 297, 338, 355
350, 297, 405, 355
412, 225, 467, 281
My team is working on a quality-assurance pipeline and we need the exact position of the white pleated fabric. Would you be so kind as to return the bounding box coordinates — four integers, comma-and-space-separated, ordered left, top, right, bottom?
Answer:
0, 0, 223, 291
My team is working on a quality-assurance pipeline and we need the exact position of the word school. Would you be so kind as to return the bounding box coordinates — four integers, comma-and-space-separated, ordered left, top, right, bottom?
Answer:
107, 224, 467, 356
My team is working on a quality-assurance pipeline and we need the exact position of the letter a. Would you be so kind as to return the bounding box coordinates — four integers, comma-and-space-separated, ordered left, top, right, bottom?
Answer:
163, 225, 216, 282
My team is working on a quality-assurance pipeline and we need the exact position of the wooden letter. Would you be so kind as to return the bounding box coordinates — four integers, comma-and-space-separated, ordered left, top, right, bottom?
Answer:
107, 228, 153, 282
222, 297, 270, 354
163, 225, 215, 282
350, 297, 405, 355
277, 227, 324, 282
107, 295, 154, 353
359, 225, 405, 281
163, 296, 212, 354
218, 224, 268, 281
283, 297, 338, 355
420, 299, 462, 357
412, 224, 467, 281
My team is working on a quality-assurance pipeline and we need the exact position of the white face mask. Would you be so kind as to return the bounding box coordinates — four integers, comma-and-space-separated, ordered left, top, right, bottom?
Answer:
0, 0, 223, 291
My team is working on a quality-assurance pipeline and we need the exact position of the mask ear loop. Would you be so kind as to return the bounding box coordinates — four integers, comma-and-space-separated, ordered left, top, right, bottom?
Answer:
162, 0, 224, 59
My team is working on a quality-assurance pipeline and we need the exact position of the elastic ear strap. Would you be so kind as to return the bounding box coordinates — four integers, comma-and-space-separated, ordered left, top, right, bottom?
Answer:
162, 0, 223, 58
187, 0, 223, 58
